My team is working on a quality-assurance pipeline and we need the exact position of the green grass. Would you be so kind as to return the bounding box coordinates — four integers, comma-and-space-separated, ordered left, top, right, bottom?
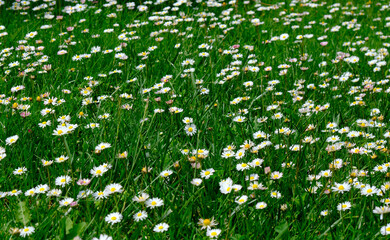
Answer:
0, 0, 390, 239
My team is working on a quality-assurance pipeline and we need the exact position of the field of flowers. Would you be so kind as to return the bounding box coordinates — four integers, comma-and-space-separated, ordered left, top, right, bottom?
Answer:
1, 0, 390, 239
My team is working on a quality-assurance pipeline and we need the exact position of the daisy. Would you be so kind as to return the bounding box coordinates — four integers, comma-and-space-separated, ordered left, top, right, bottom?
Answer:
381, 224, 390, 235
92, 234, 113, 240
90, 166, 108, 177
332, 182, 351, 194
255, 201, 267, 209
236, 162, 250, 171
235, 195, 248, 205
95, 142, 111, 151
55, 155, 69, 163
25, 188, 36, 197
249, 159, 264, 168
47, 189, 62, 197
233, 116, 246, 122
320, 210, 330, 216
235, 149, 245, 159
184, 124, 197, 136
279, 33, 289, 40
153, 223, 169, 232
105, 212, 123, 225
200, 168, 215, 179
133, 211, 148, 222
38, 120, 51, 128
6, 135, 19, 145
191, 178, 203, 186
270, 171, 283, 180
93, 190, 109, 200
182, 117, 193, 124
59, 198, 74, 207
20, 226, 35, 238
160, 170, 173, 178
270, 190, 282, 199
35, 184, 49, 194
146, 198, 164, 208
132, 192, 149, 203
198, 217, 218, 229
13, 167, 27, 175
53, 126, 69, 136
206, 229, 221, 239
373, 206, 390, 220
248, 181, 265, 190
41, 159, 53, 166
104, 183, 123, 194
55, 175, 72, 187
337, 201, 352, 211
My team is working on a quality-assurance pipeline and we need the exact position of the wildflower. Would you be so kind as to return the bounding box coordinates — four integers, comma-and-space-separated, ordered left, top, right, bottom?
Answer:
53, 127, 68, 136
270, 171, 283, 180
6, 135, 19, 145
92, 234, 113, 240
198, 217, 218, 230
59, 198, 74, 207
105, 212, 123, 225
337, 202, 352, 211
55, 175, 72, 187
256, 202, 267, 209
133, 211, 148, 222
132, 192, 149, 203
13, 167, 27, 175
233, 116, 246, 122
200, 169, 215, 179
191, 178, 202, 186
332, 183, 351, 194
104, 183, 123, 194
146, 198, 164, 209
20, 226, 35, 238
153, 223, 169, 232
207, 229, 221, 238
235, 195, 248, 205
185, 124, 197, 136
90, 166, 108, 177
95, 143, 111, 151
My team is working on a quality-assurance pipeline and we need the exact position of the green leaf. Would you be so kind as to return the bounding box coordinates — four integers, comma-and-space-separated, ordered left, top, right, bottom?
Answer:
65, 217, 73, 235
275, 221, 289, 240
15, 201, 31, 225
66, 222, 87, 240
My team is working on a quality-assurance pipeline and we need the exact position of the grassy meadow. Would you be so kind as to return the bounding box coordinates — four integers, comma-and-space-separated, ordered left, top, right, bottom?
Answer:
1, 0, 390, 239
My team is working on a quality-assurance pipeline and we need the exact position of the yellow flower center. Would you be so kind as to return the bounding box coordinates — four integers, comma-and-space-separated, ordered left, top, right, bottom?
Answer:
338, 186, 344, 190
151, 201, 156, 205
205, 171, 210, 175
203, 219, 210, 225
